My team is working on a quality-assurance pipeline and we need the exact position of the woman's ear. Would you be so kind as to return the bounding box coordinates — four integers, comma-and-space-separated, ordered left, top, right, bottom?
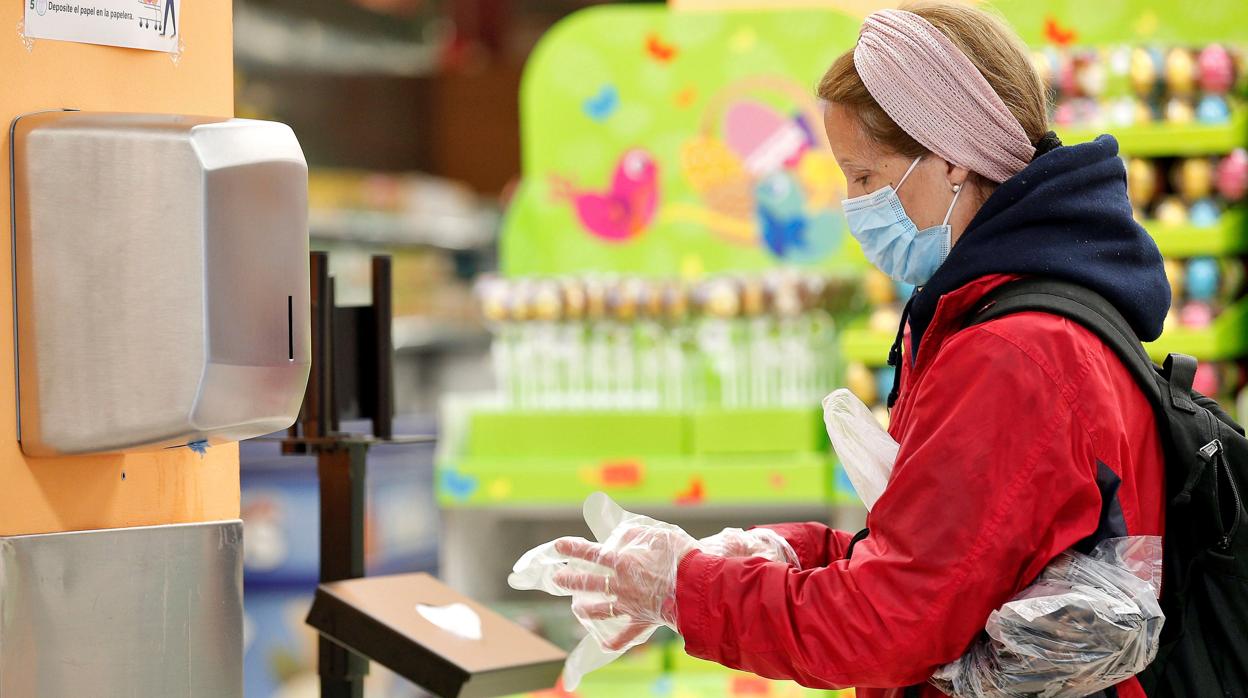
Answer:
946, 162, 972, 191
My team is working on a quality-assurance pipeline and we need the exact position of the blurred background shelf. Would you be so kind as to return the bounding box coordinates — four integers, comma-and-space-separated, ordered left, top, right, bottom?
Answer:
841, 295, 1248, 366
1062, 108, 1248, 156
310, 209, 499, 250
439, 407, 834, 506
1147, 296, 1248, 361
1146, 209, 1248, 257
439, 453, 833, 507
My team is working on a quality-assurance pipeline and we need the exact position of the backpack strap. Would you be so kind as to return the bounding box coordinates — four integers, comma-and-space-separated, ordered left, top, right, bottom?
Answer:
966, 278, 1168, 412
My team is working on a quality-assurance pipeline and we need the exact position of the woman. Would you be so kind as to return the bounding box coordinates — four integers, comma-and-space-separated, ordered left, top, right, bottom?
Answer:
551, 4, 1169, 696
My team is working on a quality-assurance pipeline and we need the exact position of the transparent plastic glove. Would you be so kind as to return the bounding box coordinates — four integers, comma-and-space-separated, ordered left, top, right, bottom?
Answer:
508, 493, 696, 690
698, 527, 801, 568
554, 525, 697, 631
931, 536, 1165, 698
823, 388, 898, 510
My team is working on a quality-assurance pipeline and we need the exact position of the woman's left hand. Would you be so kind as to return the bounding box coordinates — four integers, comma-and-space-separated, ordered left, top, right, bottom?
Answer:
553, 525, 698, 649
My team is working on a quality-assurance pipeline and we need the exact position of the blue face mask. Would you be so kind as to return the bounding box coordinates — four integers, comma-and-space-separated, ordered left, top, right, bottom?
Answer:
842, 156, 962, 287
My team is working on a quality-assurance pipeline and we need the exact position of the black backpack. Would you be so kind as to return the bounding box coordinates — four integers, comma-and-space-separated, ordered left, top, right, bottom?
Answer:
965, 277, 1248, 696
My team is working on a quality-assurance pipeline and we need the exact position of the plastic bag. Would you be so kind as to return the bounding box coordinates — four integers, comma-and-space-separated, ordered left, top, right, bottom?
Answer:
931, 536, 1165, 697
508, 493, 680, 690
823, 388, 898, 510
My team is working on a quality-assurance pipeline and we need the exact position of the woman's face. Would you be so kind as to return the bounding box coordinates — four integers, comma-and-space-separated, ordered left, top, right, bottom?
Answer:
823, 103, 978, 244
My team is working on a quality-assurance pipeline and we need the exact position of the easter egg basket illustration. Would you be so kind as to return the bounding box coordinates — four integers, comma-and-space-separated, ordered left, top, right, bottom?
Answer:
675, 75, 848, 263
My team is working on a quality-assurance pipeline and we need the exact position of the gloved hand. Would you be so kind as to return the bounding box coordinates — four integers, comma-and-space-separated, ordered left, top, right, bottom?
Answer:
508, 495, 802, 689
553, 524, 698, 648
508, 493, 698, 689
697, 527, 801, 568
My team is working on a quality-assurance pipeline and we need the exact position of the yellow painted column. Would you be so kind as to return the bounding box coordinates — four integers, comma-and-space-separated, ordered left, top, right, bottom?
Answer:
0, 1, 240, 536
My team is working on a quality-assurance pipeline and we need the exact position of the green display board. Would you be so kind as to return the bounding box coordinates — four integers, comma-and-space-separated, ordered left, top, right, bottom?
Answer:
500, 0, 1248, 279
502, 7, 863, 277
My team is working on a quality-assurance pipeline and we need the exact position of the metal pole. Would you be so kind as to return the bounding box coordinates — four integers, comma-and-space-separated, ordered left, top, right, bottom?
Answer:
318, 442, 370, 698
371, 256, 393, 440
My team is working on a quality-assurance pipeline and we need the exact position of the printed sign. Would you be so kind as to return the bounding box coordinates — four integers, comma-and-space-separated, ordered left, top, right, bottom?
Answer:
24, 0, 182, 53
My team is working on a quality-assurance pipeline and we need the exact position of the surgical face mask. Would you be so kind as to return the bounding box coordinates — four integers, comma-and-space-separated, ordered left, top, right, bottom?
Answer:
842, 156, 963, 286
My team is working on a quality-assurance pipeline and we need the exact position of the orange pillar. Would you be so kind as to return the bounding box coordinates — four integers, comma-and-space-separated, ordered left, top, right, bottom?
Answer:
0, 1, 240, 536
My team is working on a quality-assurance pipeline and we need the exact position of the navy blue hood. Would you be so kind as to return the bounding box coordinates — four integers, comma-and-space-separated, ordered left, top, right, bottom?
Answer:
908, 135, 1171, 356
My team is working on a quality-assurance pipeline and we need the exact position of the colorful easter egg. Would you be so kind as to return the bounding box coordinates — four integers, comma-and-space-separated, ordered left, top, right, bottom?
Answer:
1130, 46, 1161, 96
1198, 44, 1236, 94
1174, 158, 1214, 201
1164, 259, 1184, 303
1179, 301, 1214, 329
846, 362, 877, 405
1220, 258, 1246, 300
1165, 47, 1197, 96
876, 368, 896, 407
1127, 158, 1160, 207
1216, 149, 1248, 201
868, 306, 901, 334
1073, 53, 1107, 97
1054, 100, 1079, 126
1107, 97, 1138, 127
1185, 257, 1220, 302
1196, 94, 1231, 124
1155, 196, 1189, 226
864, 268, 895, 306
1189, 198, 1221, 228
1164, 97, 1195, 124
1193, 362, 1220, 397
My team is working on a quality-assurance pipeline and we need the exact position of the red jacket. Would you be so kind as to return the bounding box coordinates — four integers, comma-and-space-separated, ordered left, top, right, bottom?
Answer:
675, 275, 1166, 697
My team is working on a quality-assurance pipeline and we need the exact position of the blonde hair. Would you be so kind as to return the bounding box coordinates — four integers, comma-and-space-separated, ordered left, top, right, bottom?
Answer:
819, 2, 1048, 160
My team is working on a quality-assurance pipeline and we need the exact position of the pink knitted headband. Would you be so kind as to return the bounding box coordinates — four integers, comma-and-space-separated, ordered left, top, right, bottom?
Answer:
853, 9, 1035, 183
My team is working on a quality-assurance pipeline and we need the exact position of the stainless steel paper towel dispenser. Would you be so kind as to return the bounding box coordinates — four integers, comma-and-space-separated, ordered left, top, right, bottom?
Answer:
10, 111, 311, 456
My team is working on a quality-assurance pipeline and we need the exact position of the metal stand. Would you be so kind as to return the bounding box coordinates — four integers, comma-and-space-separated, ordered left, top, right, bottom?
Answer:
282, 252, 430, 698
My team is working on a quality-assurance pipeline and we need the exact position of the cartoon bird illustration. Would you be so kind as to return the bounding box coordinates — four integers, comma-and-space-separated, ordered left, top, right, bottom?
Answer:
755, 171, 843, 263
552, 149, 659, 242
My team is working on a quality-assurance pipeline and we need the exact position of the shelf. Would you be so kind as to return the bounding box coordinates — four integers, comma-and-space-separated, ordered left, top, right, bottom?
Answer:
503, 640, 848, 697
1060, 108, 1248, 157
310, 209, 498, 251
1145, 209, 1247, 258
842, 296, 1248, 368
841, 325, 895, 367
393, 316, 490, 352
234, 3, 441, 77
465, 408, 826, 458
437, 452, 834, 507
1146, 297, 1248, 362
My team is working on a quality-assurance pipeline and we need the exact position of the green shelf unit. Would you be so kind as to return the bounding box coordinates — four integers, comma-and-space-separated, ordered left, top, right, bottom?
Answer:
1145, 209, 1248, 258
689, 408, 826, 455
438, 405, 842, 507
1146, 297, 1248, 362
506, 672, 843, 697
1061, 108, 1248, 157
841, 324, 895, 368
842, 297, 1248, 368
502, 639, 850, 697
438, 452, 834, 507
468, 410, 689, 459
